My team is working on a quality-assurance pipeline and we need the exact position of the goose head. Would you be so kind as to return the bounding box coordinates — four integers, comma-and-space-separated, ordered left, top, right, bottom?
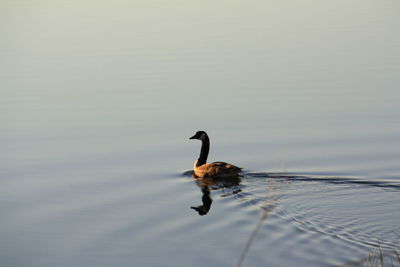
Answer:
189, 131, 208, 141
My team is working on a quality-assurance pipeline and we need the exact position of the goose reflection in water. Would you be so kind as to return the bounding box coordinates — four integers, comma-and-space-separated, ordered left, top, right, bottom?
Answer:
190, 174, 241, 216
191, 186, 212, 215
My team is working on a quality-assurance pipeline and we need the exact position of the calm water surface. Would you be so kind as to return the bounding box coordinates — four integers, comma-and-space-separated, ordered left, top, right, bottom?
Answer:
1, 1, 400, 266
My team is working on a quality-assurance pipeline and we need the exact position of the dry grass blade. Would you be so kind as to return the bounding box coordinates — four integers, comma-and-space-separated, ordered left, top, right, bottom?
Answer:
378, 240, 384, 267
340, 250, 379, 267
393, 248, 400, 264
236, 211, 269, 267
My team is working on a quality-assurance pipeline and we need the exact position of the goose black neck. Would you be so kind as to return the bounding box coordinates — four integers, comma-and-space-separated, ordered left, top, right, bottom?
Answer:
197, 136, 210, 167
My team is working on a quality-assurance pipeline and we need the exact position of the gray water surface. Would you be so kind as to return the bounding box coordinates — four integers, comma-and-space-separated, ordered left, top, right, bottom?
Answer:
1, 0, 400, 266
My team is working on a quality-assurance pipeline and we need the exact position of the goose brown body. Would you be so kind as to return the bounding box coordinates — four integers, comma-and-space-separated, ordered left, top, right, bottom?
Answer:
190, 131, 242, 178
193, 160, 242, 178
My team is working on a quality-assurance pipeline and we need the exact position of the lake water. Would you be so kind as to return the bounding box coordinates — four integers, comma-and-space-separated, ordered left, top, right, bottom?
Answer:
1, 1, 400, 266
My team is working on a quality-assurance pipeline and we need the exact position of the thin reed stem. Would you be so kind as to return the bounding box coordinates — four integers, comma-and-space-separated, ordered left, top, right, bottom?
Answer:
236, 211, 268, 267
378, 240, 384, 267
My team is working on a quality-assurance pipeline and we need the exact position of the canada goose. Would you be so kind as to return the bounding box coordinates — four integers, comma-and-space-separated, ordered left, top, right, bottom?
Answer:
189, 131, 242, 178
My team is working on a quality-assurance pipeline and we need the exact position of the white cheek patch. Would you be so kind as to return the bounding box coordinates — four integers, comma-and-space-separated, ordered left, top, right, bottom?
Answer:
200, 133, 206, 140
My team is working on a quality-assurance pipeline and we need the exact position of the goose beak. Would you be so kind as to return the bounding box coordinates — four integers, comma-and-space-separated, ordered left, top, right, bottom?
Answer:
189, 135, 196, 140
